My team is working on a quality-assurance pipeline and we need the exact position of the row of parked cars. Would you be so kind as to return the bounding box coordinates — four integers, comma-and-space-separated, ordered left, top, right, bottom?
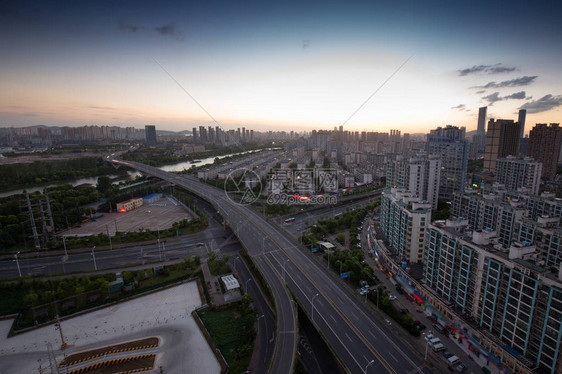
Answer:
425, 334, 467, 372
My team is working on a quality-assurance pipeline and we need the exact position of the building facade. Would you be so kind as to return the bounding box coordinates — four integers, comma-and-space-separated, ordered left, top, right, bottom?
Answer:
528, 123, 562, 180
484, 119, 521, 172
426, 125, 468, 200
495, 156, 542, 195
145, 125, 157, 146
385, 154, 441, 209
425, 221, 562, 374
380, 188, 432, 263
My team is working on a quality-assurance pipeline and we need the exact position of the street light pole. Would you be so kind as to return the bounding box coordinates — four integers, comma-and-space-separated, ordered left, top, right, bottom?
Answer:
262, 237, 266, 255
14, 251, 22, 277
365, 359, 375, 373
425, 340, 429, 361
91, 246, 97, 271
106, 224, 112, 250
311, 293, 319, 322
245, 278, 253, 292
62, 236, 68, 257
364, 289, 369, 303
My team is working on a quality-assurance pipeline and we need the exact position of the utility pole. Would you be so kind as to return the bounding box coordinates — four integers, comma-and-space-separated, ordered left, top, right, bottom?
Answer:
44, 189, 56, 240
26, 191, 41, 250
55, 315, 68, 349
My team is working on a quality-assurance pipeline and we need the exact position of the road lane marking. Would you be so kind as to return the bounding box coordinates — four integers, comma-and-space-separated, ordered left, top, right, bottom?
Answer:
345, 333, 353, 342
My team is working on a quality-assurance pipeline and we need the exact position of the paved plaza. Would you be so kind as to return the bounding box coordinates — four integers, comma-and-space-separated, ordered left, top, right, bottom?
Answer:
0, 281, 220, 374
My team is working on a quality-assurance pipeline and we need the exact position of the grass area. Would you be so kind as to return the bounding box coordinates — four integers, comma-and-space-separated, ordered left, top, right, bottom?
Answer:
198, 308, 245, 363
6, 259, 202, 331
197, 295, 257, 373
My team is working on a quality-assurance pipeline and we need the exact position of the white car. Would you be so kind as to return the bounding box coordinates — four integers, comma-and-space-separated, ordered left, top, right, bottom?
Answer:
389, 295, 397, 301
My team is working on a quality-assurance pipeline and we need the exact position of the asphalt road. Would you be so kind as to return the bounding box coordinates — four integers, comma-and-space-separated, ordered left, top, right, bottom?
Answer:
0, 226, 243, 279
117, 159, 434, 374
230, 255, 276, 374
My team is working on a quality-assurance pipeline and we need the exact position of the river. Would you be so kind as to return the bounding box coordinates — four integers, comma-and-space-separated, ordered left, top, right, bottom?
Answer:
0, 149, 272, 198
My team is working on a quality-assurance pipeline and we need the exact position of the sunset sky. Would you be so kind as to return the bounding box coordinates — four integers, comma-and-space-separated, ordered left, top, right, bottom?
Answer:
1, 0, 562, 134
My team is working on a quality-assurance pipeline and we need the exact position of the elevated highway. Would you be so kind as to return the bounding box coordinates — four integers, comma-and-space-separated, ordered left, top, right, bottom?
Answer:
116, 159, 432, 374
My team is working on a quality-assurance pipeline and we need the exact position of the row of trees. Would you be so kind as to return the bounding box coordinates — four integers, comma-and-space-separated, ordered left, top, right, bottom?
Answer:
0, 184, 100, 249
0, 157, 124, 191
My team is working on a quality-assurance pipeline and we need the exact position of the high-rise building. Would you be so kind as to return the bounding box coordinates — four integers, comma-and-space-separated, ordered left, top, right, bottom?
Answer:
528, 123, 562, 180
518, 109, 527, 138
477, 107, 487, 134
424, 221, 562, 374
495, 156, 542, 195
483, 119, 521, 172
145, 125, 157, 146
426, 125, 468, 200
385, 154, 441, 209
192, 127, 197, 141
380, 188, 432, 263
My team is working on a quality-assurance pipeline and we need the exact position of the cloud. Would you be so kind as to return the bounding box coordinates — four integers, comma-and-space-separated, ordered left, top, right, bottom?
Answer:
520, 94, 562, 114
119, 20, 142, 33
504, 91, 527, 100
475, 90, 486, 94
483, 92, 502, 105
89, 105, 116, 110
155, 23, 184, 40
451, 104, 468, 111
483, 91, 529, 105
476, 76, 538, 89
458, 63, 517, 76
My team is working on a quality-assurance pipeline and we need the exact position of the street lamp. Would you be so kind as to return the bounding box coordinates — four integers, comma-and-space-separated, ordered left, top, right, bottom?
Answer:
245, 278, 253, 292
364, 289, 369, 303
311, 293, 319, 322
262, 237, 267, 255
14, 251, 22, 278
365, 359, 375, 373
283, 259, 290, 281
62, 236, 68, 257
91, 246, 97, 271
374, 288, 379, 308
424, 339, 430, 361
106, 224, 113, 250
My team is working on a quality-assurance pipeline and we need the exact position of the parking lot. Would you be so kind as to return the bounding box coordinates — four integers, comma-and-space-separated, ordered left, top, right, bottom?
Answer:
62, 195, 197, 237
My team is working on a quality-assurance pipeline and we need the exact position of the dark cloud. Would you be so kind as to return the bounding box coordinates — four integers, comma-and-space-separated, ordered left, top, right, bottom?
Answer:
520, 94, 562, 114
119, 20, 142, 33
451, 104, 467, 111
487, 65, 517, 74
483, 92, 502, 105
155, 23, 184, 40
483, 91, 528, 105
458, 63, 517, 76
504, 91, 527, 100
475, 90, 486, 94
477, 76, 537, 89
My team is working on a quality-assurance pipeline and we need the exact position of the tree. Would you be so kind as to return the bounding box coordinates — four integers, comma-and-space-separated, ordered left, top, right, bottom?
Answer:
96, 176, 114, 196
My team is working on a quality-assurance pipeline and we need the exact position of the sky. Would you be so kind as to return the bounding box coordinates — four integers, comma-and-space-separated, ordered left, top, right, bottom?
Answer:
1, 0, 562, 135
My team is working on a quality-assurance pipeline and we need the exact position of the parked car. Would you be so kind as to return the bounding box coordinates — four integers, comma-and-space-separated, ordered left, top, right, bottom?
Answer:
385, 319, 392, 325
389, 295, 397, 301
455, 364, 466, 372
443, 351, 453, 358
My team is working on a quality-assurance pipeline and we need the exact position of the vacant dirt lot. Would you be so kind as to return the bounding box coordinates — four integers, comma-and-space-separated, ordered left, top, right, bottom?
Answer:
62, 195, 196, 237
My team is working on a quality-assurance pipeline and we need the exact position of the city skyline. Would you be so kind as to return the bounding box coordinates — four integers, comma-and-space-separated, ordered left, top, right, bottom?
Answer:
2, 0, 562, 134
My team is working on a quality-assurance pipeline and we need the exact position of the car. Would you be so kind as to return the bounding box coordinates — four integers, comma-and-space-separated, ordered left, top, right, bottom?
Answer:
443, 351, 453, 359
455, 364, 466, 372
385, 319, 392, 325
399, 309, 408, 314
368, 252, 373, 257
416, 324, 426, 330
389, 295, 397, 301
424, 334, 433, 342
